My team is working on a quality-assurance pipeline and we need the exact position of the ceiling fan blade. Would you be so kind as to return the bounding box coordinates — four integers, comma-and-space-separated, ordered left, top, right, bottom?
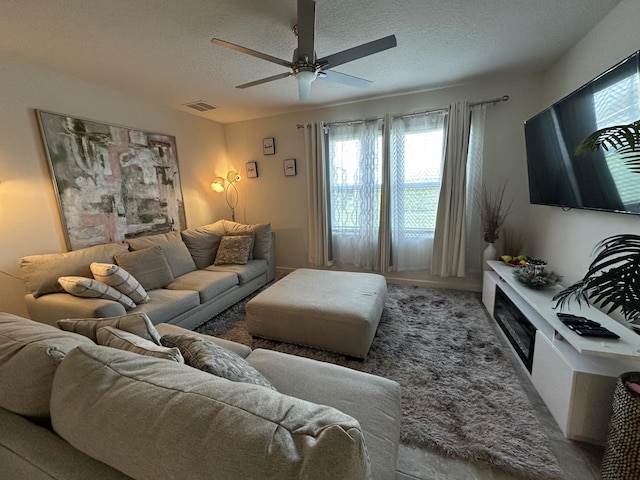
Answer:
296, 0, 316, 61
317, 34, 397, 69
237, 72, 293, 89
212, 38, 294, 69
318, 70, 372, 88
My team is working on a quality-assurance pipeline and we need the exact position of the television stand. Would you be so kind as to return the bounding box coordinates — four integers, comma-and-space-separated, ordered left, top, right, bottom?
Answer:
483, 261, 640, 445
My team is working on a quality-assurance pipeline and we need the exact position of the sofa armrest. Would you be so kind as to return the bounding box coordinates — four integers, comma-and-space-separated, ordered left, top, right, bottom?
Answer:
0, 407, 130, 480
24, 293, 127, 326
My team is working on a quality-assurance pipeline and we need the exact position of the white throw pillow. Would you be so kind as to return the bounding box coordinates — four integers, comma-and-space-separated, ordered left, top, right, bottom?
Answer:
96, 327, 183, 363
58, 276, 136, 310
90, 262, 149, 304
57, 312, 162, 345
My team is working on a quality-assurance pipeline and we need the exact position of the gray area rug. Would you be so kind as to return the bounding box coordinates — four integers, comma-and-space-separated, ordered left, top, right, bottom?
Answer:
196, 283, 564, 480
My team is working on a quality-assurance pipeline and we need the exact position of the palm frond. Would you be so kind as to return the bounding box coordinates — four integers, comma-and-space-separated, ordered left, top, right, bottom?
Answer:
575, 120, 640, 173
552, 234, 640, 323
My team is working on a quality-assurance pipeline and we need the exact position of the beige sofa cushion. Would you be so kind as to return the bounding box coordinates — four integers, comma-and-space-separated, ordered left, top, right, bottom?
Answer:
222, 220, 272, 260
51, 345, 370, 480
115, 246, 175, 290
0, 407, 132, 480
57, 312, 162, 344
126, 231, 197, 277
180, 220, 226, 269
0, 313, 94, 421
247, 348, 401, 480
20, 243, 130, 297
96, 327, 184, 363
206, 259, 269, 284
90, 262, 149, 304
58, 276, 136, 310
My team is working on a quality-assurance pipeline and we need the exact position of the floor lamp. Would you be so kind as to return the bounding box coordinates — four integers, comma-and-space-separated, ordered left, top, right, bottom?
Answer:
211, 170, 241, 221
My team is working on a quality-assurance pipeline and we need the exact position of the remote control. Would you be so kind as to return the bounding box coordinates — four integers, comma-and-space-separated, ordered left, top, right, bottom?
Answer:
557, 313, 590, 321
557, 313, 601, 327
562, 319, 601, 328
574, 328, 620, 339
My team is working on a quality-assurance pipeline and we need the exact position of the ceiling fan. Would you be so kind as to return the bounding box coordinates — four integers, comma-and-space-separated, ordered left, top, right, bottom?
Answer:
211, 0, 397, 101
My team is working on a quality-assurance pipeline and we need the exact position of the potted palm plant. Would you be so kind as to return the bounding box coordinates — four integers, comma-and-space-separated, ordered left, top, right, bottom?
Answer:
557, 121, 640, 480
553, 120, 640, 330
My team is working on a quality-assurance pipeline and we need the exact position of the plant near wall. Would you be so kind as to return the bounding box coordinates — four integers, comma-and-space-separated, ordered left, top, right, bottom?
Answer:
576, 120, 640, 171
478, 181, 512, 243
553, 234, 640, 325
554, 121, 640, 330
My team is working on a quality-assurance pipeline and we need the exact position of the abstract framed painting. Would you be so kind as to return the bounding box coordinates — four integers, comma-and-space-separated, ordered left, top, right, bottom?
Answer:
36, 110, 186, 250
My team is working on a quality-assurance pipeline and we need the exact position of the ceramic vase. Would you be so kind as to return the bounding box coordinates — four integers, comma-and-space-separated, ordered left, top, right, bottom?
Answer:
482, 242, 497, 270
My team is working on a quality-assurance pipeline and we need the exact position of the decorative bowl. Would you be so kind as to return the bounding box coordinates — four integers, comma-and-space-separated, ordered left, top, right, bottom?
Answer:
513, 266, 561, 289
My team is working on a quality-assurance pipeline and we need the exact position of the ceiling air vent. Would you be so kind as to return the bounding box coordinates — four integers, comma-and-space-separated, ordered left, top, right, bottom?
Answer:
183, 101, 218, 112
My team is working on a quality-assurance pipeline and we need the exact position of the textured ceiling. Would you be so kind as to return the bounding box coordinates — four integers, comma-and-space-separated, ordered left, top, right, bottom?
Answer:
0, 0, 623, 123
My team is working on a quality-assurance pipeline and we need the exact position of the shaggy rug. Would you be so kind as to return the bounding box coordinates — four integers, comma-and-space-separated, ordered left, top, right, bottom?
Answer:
196, 283, 564, 480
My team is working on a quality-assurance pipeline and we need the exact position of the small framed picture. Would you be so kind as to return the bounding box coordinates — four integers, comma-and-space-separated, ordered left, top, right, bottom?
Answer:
262, 137, 275, 155
283, 158, 296, 176
245, 161, 258, 178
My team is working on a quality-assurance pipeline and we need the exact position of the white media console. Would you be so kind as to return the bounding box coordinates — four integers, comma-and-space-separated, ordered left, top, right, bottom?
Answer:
483, 261, 640, 444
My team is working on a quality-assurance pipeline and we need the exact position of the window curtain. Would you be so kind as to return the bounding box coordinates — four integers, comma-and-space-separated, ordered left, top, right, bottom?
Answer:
377, 114, 392, 273
304, 121, 332, 266
431, 101, 471, 277
389, 111, 448, 271
328, 119, 383, 270
465, 104, 487, 275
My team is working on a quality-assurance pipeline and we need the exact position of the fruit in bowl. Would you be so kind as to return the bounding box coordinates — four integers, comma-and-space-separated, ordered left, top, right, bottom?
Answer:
501, 254, 527, 266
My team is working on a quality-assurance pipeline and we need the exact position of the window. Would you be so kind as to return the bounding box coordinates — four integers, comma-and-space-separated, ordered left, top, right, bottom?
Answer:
326, 112, 447, 271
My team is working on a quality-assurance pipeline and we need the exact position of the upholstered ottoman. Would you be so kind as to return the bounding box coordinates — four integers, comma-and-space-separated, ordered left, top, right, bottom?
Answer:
245, 268, 387, 358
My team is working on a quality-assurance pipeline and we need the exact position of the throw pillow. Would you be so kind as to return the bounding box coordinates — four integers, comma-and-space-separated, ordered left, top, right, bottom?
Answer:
180, 220, 227, 269
222, 220, 272, 260
114, 246, 175, 290
160, 333, 275, 390
126, 231, 197, 278
90, 262, 149, 304
213, 235, 253, 265
57, 312, 162, 345
58, 276, 136, 310
96, 327, 184, 363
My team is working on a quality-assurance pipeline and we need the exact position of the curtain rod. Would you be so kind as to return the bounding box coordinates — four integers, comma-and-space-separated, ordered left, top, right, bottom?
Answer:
394, 95, 509, 120
296, 95, 509, 128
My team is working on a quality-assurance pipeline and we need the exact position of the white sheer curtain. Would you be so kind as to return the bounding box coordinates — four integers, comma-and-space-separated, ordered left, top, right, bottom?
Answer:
328, 119, 383, 270
431, 101, 471, 277
465, 104, 487, 275
304, 121, 331, 266
389, 111, 448, 271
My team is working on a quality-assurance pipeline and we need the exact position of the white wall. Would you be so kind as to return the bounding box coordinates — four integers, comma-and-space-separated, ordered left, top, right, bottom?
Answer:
528, 0, 640, 284
0, 55, 228, 316
224, 73, 543, 289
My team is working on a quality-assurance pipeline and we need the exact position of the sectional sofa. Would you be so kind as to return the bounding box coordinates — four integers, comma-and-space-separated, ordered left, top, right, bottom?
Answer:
0, 312, 402, 479
19, 220, 275, 330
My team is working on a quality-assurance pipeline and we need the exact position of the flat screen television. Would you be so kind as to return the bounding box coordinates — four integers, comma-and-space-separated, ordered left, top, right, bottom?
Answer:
524, 50, 640, 215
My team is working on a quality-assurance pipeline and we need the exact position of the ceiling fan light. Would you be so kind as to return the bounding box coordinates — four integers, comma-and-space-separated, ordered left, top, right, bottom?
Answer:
297, 70, 316, 101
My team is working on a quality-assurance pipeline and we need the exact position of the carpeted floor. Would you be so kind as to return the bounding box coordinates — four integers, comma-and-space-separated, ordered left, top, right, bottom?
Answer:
196, 282, 564, 480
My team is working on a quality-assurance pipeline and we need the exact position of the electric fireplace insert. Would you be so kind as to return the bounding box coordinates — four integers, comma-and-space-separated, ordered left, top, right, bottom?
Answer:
493, 285, 537, 372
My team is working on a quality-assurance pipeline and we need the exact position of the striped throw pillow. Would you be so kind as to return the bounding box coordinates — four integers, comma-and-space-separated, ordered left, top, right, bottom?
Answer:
58, 276, 136, 310
90, 263, 149, 304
